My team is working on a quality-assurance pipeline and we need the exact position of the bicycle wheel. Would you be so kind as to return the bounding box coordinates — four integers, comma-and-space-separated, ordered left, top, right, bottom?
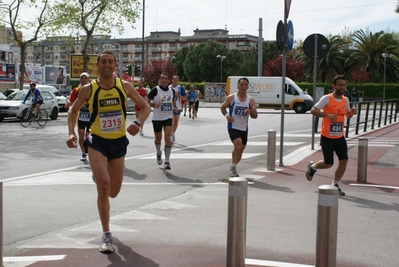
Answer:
20, 108, 32, 128
37, 109, 48, 127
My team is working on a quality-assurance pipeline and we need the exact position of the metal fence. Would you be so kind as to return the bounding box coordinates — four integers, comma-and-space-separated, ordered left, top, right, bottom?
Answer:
345, 99, 399, 137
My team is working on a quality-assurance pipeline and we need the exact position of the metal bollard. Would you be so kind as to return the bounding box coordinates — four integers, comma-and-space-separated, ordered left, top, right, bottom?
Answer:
357, 138, 368, 183
315, 185, 338, 267
226, 177, 248, 267
267, 129, 276, 171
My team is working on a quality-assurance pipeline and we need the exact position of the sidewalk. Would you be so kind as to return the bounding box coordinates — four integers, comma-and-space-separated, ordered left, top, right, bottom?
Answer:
257, 122, 399, 191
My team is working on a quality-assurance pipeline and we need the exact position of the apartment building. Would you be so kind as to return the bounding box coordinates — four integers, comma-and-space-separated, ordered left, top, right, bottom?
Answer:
3, 27, 259, 78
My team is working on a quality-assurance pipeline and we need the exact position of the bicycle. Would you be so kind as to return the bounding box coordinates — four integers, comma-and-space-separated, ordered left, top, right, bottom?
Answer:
20, 105, 48, 128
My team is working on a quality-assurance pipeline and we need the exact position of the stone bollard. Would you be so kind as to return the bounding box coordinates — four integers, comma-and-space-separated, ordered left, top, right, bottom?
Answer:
357, 138, 368, 183
267, 130, 276, 171
226, 177, 248, 267
315, 185, 339, 267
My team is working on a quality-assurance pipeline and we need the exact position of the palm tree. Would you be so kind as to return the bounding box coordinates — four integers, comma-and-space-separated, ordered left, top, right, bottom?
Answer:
347, 29, 399, 82
318, 35, 349, 82
297, 35, 348, 82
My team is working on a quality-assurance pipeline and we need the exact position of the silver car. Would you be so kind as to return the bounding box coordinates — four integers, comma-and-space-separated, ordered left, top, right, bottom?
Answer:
0, 89, 59, 122
23, 84, 68, 111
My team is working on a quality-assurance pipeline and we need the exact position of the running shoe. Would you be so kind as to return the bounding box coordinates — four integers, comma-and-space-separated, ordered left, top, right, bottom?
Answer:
139, 129, 144, 136
80, 153, 87, 161
171, 134, 175, 143
156, 153, 163, 165
99, 232, 114, 253
184, 113, 186, 116
334, 184, 346, 196
229, 165, 239, 177
164, 162, 171, 170
306, 161, 316, 181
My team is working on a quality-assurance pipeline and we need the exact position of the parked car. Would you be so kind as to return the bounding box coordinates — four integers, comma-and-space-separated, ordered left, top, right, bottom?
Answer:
22, 84, 68, 112
3, 88, 20, 97
0, 89, 59, 122
0, 92, 6, 101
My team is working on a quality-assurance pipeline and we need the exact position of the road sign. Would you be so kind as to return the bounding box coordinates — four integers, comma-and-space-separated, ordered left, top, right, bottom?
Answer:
285, 0, 292, 18
303, 34, 330, 58
287, 20, 294, 51
276, 20, 285, 51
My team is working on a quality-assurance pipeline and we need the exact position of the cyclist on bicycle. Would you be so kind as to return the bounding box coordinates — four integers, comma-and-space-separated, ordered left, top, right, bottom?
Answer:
22, 82, 43, 117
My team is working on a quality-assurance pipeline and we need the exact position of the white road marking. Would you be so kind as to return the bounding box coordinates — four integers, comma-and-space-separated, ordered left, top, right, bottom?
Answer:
251, 167, 284, 173
140, 200, 198, 210
138, 153, 264, 160
349, 183, 399, 190
3, 172, 231, 186
246, 258, 313, 267
347, 142, 395, 147
215, 141, 305, 146
4, 255, 66, 263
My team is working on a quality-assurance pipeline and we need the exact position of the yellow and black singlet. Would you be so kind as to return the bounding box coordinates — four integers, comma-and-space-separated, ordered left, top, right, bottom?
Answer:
88, 78, 127, 139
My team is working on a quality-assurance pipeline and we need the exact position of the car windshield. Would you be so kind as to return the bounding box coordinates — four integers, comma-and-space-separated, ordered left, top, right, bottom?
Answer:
49, 89, 62, 96
6, 91, 27, 101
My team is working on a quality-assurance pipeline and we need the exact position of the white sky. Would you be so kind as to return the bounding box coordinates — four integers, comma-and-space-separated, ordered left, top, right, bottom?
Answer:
5, 0, 399, 42
115, 0, 399, 41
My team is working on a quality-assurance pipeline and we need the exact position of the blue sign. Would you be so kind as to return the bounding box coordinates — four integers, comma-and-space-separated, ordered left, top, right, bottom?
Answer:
287, 20, 294, 51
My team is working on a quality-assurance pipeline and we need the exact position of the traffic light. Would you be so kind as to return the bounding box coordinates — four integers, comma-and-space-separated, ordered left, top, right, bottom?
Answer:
134, 64, 140, 76
126, 64, 132, 76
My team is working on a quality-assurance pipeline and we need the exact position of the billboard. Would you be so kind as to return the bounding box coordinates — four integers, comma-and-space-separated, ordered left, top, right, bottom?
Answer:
18, 63, 43, 84
70, 54, 99, 79
204, 83, 226, 103
43, 66, 67, 85
0, 63, 16, 83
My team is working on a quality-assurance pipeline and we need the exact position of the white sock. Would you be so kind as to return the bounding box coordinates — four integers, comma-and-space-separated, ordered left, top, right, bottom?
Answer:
311, 163, 316, 170
332, 180, 339, 186
103, 231, 111, 236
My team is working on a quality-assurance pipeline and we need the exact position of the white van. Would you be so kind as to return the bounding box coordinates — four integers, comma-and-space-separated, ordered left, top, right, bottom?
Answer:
226, 76, 313, 113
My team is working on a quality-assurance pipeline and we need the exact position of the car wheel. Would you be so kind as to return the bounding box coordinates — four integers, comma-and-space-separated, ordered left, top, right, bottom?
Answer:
294, 103, 306, 113
50, 107, 59, 120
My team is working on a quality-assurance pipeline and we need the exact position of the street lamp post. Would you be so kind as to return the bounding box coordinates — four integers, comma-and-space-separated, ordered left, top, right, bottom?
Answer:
216, 55, 226, 83
382, 53, 387, 103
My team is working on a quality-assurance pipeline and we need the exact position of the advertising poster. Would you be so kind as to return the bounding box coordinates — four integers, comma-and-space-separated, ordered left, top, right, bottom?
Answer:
204, 83, 226, 103
18, 63, 43, 84
70, 54, 99, 80
0, 63, 16, 83
43, 66, 67, 85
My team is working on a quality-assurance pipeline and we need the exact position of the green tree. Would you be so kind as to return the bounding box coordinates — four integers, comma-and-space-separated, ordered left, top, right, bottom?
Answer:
198, 41, 229, 82
297, 35, 349, 83
183, 45, 202, 82
346, 30, 399, 82
1, 0, 53, 89
172, 46, 190, 81
49, 0, 141, 71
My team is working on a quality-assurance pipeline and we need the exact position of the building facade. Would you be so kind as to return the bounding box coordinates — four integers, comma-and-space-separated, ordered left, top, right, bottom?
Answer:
2, 27, 259, 80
